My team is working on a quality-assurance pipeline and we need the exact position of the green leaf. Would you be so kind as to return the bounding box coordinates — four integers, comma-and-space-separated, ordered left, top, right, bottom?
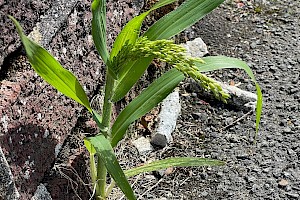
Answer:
92, 109, 109, 134
195, 56, 263, 132
91, 0, 109, 64
87, 135, 136, 200
112, 57, 154, 102
84, 138, 96, 155
151, 0, 179, 10
125, 157, 225, 178
111, 69, 184, 147
83, 139, 97, 190
144, 0, 225, 40
113, 0, 225, 102
9, 16, 92, 113
109, 11, 150, 61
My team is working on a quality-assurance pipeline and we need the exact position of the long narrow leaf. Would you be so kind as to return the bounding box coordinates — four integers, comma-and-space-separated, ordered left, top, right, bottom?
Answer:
111, 69, 184, 147
144, 0, 225, 40
92, 0, 109, 64
83, 139, 97, 191
113, 0, 225, 102
87, 135, 136, 200
112, 57, 153, 102
195, 56, 262, 132
109, 11, 149, 61
125, 157, 225, 178
9, 16, 92, 113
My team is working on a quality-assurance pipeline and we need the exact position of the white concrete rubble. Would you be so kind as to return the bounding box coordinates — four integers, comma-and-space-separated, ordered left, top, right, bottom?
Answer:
151, 90, 181, 147
132, 137, 153, 155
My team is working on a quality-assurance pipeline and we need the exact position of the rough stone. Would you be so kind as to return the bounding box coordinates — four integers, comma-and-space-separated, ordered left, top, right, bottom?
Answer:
182, 37, 209, 58
0, 146, 20, 200
132, 137, 153, 155
31, 184, 52, 200
0, 0, 139, 199
151, 90, 181, 147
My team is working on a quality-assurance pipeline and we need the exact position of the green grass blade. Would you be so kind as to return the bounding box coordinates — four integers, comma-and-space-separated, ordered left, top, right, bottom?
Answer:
111, 69, 184, 147
9, 16, 92, 113
87, 135, 136, 200
84, 139, 97, 155
110, 0, 178, 59
112, 57, 153, 102
125, 157, 225, 178
109, 11, 150, 61
144, 0, 225, 40
195, 56, 263, 132
151, 0, 178, 10
83, 139, 97, 192
91, 0, 109, 64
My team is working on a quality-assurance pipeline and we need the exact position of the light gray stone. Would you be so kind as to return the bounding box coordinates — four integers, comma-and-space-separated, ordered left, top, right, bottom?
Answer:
182, 37, 209, 58
218, 82, 258, 111
132, 137, 153, 155
29, 0, 79, 48
31, 184, 52, 200
151, 90, 181, 147
0, 146, 20, 200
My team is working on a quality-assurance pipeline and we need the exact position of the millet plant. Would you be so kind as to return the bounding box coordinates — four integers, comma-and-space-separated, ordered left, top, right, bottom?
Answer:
9, 0, 262, 199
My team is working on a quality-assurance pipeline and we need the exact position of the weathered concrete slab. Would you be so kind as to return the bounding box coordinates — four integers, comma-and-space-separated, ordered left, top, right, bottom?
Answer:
151, 90, 181, 148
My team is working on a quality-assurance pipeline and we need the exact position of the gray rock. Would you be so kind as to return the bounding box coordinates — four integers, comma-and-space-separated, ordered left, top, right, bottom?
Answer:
132, 137, 153, 155
151, 91, 181, 147
29, 0, 79, 48
0, 147, 20, 200
182, 37, 209, 58
283, 127, 292, 134
218, 82, 258, 111
285, 192, 299, 199
31, 184, 52, 200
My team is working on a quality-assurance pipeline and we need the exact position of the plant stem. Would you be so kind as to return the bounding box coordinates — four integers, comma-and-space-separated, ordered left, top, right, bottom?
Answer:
105, 180, 116, 197
89, 153, 97, 192
95, 72, 115, 199
101, 73, 115, 137
96, 156, 107, 199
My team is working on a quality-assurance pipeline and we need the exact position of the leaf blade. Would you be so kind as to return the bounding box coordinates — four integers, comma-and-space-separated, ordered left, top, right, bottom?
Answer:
144, 0, 225, 40
125, 157, 225, 178
91, 0, 109, 63
195, 56, 263, 132
111, 69, 184, 147
9, 16, 92, 112
110, 0, 178, 61
87, 135, 136, 200
112, 57, 153, 102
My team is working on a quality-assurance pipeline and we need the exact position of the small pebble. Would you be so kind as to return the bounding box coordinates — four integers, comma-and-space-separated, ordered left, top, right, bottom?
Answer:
278, 179, 289, 187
